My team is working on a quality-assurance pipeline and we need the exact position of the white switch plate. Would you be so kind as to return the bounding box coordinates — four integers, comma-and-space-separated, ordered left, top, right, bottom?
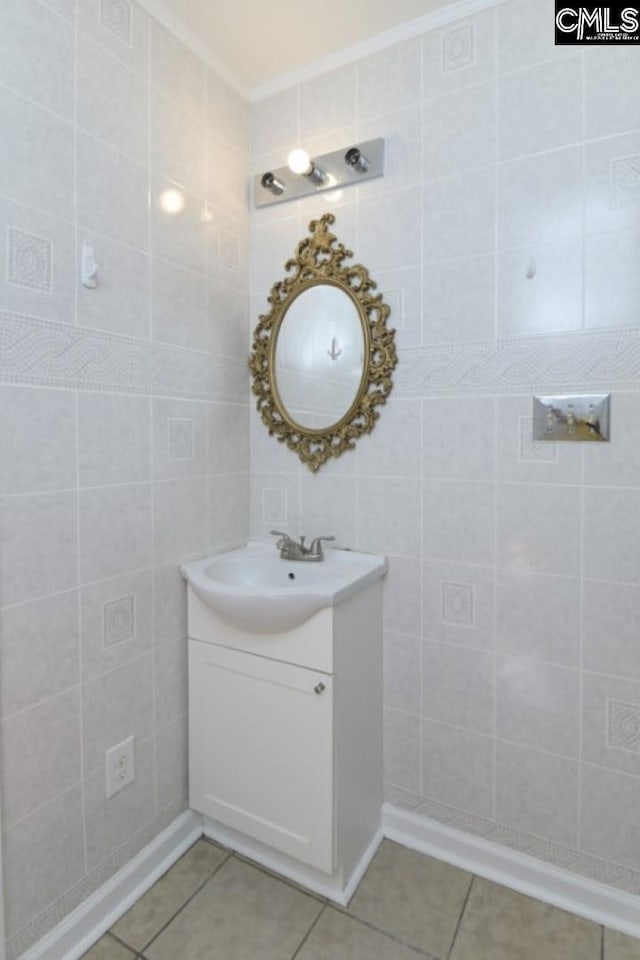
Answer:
105, 735, 135, 799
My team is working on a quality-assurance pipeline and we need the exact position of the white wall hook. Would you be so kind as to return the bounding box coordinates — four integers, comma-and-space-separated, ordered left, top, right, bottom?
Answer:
81, 240, 99, 288
526, 257, 536, 280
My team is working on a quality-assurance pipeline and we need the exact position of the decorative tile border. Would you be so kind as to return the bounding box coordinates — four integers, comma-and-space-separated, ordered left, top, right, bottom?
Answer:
384, 785, 640, 896
0, 311, 247, 402
10, 309, 626, 405
396, 329, 640, 397
6, 797, 187, 960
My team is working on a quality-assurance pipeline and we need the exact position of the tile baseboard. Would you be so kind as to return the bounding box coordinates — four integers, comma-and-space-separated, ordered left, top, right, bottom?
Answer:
12, 809, 202, 960
383, 802, 640, 940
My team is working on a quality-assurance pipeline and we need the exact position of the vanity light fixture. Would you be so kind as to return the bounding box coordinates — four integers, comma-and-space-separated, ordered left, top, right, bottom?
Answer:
254, 138, 385, 208
261, 172, 285, 196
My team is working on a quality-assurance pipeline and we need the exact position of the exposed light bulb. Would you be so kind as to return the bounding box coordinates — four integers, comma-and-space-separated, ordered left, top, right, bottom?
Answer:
287, 148, 312, 175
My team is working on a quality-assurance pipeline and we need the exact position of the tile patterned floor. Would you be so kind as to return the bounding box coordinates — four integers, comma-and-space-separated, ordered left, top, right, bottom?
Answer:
82, 838, 640, 960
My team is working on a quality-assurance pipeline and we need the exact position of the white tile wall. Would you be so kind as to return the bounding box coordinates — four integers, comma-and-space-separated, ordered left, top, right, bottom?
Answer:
0, 688, 81, 826
84, 737, 157, 871
496, 657, 580, 756
0, 591, 79, 717
151, 259, 208, 351
497, 56, 583, 161
151, 89, 205, 196
0, 86, 74, 221
496, 741, 579, 846
0, 2, 250, 954
383, 632, 421, 714
3, 786, 85, 936
248, 0, 640, 905
82, 655, 153, 777
496, 569, 580, 666
423, 81, 496, 181
422, 641, 495, 734
77, 231, 150, 337
422, 719, 494, 817
0, 0, 74, 118
78, 0, 148, 75
580, 764, 640, 870
77, 35, 148, 163
0, 200, 76, 323
80, 569, 153, 680
78, 394, 151, 486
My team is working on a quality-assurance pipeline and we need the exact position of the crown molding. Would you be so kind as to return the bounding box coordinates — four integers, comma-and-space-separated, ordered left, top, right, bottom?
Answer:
136, 0, 509, 104
135, 0, 250, 98
249, 0, 509, 101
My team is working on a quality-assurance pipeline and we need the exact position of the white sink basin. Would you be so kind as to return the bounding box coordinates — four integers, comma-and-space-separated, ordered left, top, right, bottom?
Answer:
180, 540, 387, 633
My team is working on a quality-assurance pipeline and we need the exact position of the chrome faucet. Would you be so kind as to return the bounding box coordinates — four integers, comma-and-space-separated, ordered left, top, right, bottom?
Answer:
271, 531, 335, 562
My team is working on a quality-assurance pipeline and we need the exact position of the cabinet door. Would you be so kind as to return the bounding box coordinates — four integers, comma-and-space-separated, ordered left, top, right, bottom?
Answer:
189, 640, 334, 873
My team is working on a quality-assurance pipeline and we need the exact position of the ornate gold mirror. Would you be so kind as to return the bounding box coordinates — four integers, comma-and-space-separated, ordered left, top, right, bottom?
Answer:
249, 214, 397, 472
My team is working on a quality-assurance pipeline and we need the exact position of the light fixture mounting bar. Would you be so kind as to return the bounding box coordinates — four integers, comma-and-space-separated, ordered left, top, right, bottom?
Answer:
254, 138, 385, 208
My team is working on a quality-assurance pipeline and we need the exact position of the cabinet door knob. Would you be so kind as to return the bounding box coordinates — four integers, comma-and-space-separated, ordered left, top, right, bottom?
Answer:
314, 682, 326, 695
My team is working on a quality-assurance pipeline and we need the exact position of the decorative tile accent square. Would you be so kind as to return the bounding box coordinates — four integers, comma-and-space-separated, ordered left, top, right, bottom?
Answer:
442, 24, 474, 73
219, 232, 240, 272
7, 228, 53, 292
519, 416, 557, 462
99, 0, 133, 46
168, 419, 194, 460
262, 488, 286, 525
441, 581, 474, 626
102, 593, 136, 647
607, 698, 640, 754
610, 155, 640, 207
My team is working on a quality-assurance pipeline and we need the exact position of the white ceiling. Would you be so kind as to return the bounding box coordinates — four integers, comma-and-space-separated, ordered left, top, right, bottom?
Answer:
147, 0, 465, 96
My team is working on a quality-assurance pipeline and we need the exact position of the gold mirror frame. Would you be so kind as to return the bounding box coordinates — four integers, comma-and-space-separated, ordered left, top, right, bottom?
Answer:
249, 213, 398, 472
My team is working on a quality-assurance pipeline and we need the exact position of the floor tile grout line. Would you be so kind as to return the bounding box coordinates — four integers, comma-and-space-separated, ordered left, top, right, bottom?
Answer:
288, 903, 327, 960
446, 874, 475, 960
332, 903, 437, 958
228, 850, 329, 903
115, 845, 232, 955
108, 929, 142, 953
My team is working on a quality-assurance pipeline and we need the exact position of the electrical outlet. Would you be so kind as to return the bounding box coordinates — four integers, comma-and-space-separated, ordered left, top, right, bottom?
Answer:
105, 735, 135, 799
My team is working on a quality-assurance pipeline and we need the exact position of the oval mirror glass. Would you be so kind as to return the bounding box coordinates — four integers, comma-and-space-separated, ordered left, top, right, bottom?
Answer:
274, 283, 366, 430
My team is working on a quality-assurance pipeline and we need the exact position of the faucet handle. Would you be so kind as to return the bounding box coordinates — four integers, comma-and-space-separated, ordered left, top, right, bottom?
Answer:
270, 529, 292, 548
309, 535, 336, 558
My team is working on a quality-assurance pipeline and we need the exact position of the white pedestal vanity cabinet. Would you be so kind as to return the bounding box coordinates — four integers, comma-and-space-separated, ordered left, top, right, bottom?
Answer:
183, 542, 385, 901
